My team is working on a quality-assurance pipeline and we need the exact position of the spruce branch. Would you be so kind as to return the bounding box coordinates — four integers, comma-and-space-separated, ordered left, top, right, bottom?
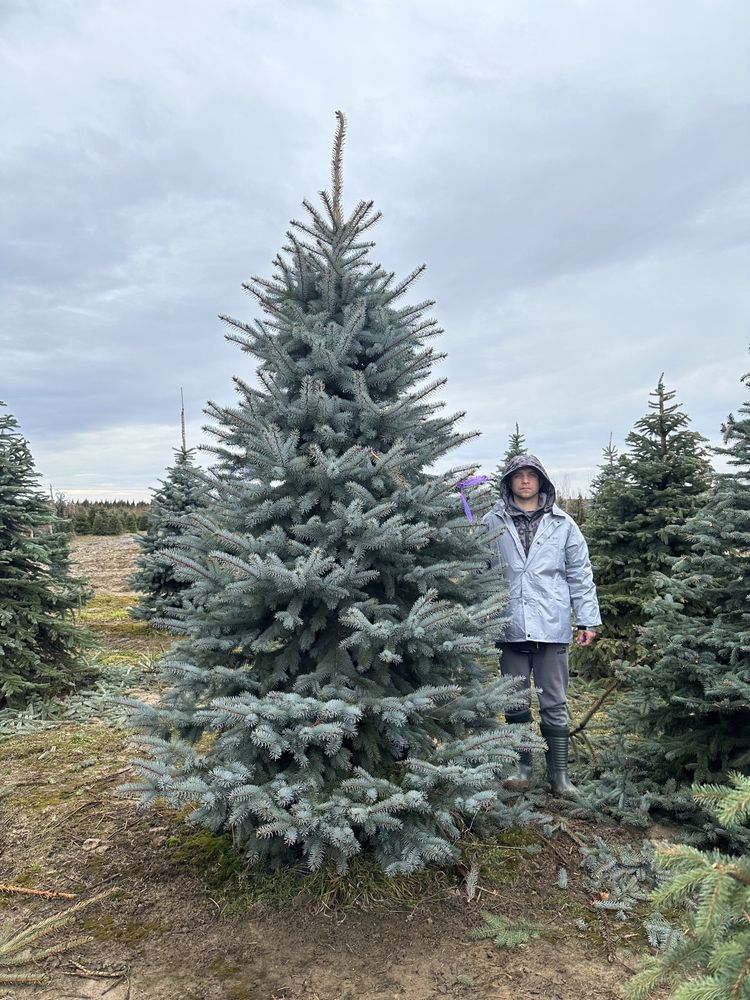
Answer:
0, 887, 118, 985
469, 911, 540, 949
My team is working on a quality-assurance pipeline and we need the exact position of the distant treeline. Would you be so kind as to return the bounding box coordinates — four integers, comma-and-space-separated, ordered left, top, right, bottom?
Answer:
54, 498, 151, 535
558, 494, 590, 526
53, 494, 588, 535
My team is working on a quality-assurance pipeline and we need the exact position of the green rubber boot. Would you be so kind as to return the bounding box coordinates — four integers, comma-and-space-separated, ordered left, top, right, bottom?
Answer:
540, 724, 578, 799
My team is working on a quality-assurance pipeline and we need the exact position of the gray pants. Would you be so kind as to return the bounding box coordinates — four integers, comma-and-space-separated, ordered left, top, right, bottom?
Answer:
498, 641, 569, 727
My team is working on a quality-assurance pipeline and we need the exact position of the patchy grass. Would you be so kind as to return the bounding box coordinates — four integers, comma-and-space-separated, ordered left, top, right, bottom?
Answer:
163, 824, 454, 913
80, 594, 171, 658
461, 826, 543, 883
167, 829, 245, 889
222, 855, 453, 915
0, 721, 124, 762
83, 913, 165, 947
163, 825, 544, 916
0, 724, 127, 818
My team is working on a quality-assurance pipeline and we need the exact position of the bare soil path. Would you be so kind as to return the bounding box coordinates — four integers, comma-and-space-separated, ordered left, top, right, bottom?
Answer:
70, 533, 142, 594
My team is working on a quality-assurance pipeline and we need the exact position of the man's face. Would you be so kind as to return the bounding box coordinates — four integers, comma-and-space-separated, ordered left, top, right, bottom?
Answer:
510, 467, 540, 501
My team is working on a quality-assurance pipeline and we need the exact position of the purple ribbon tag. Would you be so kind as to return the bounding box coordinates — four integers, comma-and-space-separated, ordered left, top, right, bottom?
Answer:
456, 475, 490, 522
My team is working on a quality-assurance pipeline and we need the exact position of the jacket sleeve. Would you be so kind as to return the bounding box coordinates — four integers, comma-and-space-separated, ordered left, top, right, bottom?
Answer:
564, 522, 602, 628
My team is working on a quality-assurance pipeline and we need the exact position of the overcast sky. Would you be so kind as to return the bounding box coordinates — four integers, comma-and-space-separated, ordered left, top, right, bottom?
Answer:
2, 0, 749, 500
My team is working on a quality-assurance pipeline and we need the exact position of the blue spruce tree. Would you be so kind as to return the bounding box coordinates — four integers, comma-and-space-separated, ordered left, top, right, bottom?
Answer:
130, 398, 209, 625
126, 114, 535, 874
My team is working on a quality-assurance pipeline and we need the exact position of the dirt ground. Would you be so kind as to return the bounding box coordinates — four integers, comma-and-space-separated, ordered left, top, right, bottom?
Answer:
0, 536, 647, 999
70, 534, 142, 594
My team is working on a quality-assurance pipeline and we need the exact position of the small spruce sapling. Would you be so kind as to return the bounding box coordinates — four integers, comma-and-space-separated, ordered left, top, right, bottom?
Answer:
470, 911, 540, 949
491, 423, 526, 494
130, 397, 209, 625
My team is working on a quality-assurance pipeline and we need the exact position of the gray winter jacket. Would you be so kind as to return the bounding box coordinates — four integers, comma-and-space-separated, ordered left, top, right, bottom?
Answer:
483, 454, 601, 643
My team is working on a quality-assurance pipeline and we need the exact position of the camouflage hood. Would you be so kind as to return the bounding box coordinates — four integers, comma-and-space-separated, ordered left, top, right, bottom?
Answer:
497, 454, 556, 511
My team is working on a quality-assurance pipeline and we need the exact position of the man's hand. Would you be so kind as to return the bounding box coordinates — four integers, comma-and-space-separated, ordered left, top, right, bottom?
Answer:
577, 629, 598, 647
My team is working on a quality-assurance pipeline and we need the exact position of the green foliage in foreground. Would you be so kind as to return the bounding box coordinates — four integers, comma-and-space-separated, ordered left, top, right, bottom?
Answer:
625, 773, 750, 1000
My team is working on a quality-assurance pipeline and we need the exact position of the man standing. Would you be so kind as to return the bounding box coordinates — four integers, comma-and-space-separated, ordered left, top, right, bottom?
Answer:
483, 454, 601, 797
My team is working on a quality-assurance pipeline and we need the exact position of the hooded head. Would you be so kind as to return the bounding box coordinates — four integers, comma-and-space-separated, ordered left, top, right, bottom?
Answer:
499, 454, 556, 510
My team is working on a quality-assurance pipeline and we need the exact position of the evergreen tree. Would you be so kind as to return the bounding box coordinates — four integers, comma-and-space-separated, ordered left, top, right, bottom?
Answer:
0, 403, 94, 707
108, 511, 125, 535
90, 511, 108, 535
559, 492, 588, 527
130, 444, 209, 623
625, 774, 750, 1000
491, 423, 526, 493
503, 422, 526, 467
593, 367, 750, 843
52, 492, 74, 533
572, 436, 629, 676
73, 509, 91, 534
126, 114, 535, 874
578, 380, 712, 678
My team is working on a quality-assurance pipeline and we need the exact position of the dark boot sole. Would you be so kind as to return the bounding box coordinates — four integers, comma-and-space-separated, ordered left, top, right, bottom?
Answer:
503, 778, 531, 792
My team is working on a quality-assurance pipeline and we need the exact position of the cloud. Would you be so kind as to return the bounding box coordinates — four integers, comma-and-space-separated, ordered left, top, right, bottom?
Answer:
31, 418, 211, 501
1, 0, 748, 496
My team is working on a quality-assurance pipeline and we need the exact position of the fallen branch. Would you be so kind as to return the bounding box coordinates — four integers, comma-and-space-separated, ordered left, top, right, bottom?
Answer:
49, 798, 100, 830
0, 884, 76, 900
539, 833, 572, 868
66, 960, 127, 979
576, 729, 598, 765
570, 679, 619, 737
92, 767, 132, 784
546, 814, 588, 848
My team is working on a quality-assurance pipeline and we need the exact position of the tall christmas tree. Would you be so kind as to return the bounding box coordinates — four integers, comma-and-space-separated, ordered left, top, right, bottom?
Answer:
590, 364, 750, 845
578, 379, 712, 677
130, 397, 210, 625
0, 403, 93, 707
127, 114, 537, 874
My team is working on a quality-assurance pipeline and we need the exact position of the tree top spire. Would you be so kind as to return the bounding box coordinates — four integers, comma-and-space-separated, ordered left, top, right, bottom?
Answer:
331, 110, 347, 227
180, 386, 187, 453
